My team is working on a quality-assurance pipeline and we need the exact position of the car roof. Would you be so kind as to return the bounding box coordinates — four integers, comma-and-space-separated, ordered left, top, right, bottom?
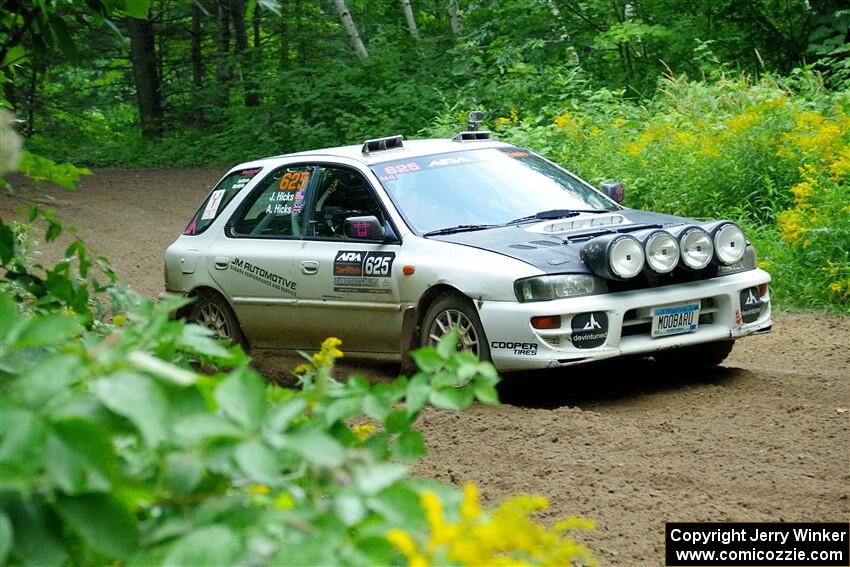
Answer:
245, 137, 515, 169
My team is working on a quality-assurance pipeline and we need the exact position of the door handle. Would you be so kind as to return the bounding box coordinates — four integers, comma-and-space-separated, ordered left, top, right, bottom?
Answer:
214, 256, 230, 270
301, 260, 319, 275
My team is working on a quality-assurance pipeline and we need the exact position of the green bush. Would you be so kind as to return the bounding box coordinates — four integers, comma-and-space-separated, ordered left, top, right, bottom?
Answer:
460, 71, 850, 311
0, 210, 597, 566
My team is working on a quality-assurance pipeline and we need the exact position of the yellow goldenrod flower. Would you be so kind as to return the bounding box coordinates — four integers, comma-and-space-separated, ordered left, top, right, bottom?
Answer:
352, 423, 376, 440
273, 491, 295, 510
778, 208, 810, 245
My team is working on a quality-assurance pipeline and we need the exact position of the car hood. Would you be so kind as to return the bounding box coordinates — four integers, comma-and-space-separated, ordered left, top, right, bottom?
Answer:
429, 209, 694, 274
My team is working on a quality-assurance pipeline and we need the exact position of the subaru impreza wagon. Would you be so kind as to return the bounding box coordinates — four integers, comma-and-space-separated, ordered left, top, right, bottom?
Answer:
162, 131, 772, 371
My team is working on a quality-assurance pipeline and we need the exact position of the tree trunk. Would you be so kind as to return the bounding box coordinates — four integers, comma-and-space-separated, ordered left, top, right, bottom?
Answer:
216, 0, 232, 106
448, 0, 462, 36
245, 4, 262, 106
191, 2, 205, 126
25, 64, 37, 137
399, 0, 420, 39
230, 0, 256, 106
278, 2, 289, 66
127, 17, 164, 138
333, 0, 368, 58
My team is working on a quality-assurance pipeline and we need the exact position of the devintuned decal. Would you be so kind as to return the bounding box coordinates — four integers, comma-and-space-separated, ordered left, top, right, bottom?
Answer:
229, 257, 296, 296
739, 287, 762, 323
333, 250, 395, 294
491, 341, 538, 356
570, 312, 608, 348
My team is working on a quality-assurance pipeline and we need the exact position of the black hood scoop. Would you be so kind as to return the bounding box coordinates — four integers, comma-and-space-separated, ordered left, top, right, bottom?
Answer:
430, 209, 690, 274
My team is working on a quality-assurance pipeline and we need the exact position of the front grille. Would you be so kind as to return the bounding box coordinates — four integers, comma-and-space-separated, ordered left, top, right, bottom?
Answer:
620, 296, 719, 338
607, 265, 719, 293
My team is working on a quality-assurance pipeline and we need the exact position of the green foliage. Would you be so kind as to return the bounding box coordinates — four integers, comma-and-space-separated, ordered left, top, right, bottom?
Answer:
15, 152, 91, 190
476, 70, 849, 311
1, 201, 598, 565
0, 281, 498, 566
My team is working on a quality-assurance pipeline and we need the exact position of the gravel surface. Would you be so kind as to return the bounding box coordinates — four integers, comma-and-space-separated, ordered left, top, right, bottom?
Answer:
3, 168, 848, 565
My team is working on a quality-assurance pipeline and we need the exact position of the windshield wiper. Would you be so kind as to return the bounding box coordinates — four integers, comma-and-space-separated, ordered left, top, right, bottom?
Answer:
506, 208, 608, 225
423, 224, 499, 236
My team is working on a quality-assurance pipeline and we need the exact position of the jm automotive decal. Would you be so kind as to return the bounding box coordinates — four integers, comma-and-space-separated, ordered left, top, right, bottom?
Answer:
333, 250, 396, 294
229, 257, 296, 296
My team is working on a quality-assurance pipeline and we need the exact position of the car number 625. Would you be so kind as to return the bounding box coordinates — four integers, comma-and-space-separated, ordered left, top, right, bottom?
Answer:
364, 256, 390, 276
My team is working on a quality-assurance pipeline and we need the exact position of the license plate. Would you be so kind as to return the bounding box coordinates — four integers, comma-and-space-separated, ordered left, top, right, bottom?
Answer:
651, 302, 700, 338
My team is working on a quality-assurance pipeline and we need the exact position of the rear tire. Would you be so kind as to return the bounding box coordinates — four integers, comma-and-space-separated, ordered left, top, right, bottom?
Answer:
187, 289, 247, 349
420, 293, 490, 362
654, 340, 734, 368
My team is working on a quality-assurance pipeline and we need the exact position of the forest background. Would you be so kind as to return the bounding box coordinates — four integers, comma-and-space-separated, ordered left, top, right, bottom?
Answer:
2, 0, 850, 310
0, 2, 849, 566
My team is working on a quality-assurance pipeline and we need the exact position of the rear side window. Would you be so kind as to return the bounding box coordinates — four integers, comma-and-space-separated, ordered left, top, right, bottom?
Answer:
231, 165, 314, 238
183, 167, 262, 235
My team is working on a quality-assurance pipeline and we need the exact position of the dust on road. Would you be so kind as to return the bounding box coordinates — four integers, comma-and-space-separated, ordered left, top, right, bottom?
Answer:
3, 168, 848, 565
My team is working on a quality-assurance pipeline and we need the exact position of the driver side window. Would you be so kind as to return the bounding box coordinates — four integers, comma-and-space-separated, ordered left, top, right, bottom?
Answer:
307, 166, 384, 238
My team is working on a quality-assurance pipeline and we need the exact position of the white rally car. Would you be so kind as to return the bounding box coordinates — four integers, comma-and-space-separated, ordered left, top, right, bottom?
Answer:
162, 131, 772, 371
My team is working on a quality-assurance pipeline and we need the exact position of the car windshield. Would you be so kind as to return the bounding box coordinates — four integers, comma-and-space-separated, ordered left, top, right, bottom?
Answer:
371, 148, 618, 234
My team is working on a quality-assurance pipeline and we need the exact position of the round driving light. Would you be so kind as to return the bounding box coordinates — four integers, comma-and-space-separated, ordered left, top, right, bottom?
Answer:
643, 230, 679, 273
608, 235, 645, 279
580, 233, 645, 280
679, 227, 713, 269
712, 222, 746, 265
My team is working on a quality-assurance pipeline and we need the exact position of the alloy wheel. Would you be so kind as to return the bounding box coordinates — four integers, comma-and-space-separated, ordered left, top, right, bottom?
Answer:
427, 308, 480, 357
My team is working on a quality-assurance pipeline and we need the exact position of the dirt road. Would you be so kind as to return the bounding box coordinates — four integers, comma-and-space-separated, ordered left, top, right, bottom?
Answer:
3, 169, 848, 565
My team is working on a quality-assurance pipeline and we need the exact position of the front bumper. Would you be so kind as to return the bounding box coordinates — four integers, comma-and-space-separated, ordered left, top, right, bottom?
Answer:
479, 269, 772, 371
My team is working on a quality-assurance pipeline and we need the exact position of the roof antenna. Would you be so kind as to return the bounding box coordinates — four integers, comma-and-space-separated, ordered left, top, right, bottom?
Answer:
468, 111, 484, 131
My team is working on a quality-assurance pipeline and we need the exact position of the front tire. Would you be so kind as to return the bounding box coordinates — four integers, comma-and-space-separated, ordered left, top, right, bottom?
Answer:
654, 340, 734, 368
420, 293, 490, 362
187, 289, 247, 349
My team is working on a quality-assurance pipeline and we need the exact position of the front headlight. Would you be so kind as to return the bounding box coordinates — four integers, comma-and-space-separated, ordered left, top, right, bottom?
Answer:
716, 244, 758, 276
580, 233, 645, 280
705, 221, 747, 265
514, 274, 606, 302
672, 226, 713, 270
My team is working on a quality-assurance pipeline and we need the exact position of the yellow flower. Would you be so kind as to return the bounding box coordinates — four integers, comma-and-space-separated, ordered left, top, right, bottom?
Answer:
777, 208, 810, 245
554, 111, 572, 130
321, 336, 344, 359
459, 483, 482, 523
790, 180, 816, 208
273, 491, 295, 510
510, 107, 519, 124
723, 112, 758, 135
248, 484, 270, 494
828, 145, 850, 180
352, 423, 376, 440
112, 314, 127, 327
293, 363, 312, 374
403, 485, 598, 567
496, 116, 510, 127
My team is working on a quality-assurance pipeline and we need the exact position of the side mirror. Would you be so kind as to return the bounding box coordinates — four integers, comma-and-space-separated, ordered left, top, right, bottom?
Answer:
600, 181, 625, 203
344, 216, 385, 240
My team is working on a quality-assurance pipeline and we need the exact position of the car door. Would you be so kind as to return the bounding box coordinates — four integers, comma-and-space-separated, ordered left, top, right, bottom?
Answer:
295, 165, 404, 353
207, 164, 315, 349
